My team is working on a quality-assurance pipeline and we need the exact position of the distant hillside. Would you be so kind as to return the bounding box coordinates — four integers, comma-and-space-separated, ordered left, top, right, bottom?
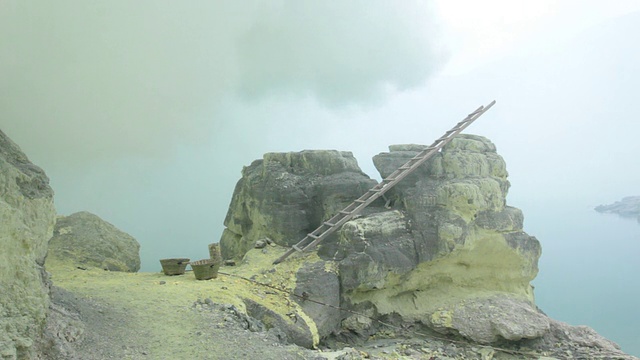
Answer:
595, 196, 640, 222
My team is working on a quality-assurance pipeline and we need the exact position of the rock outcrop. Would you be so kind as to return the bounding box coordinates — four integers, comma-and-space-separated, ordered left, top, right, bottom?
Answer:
221, 135, 550, 343
334, 135, 543, 343
47, 211, 141, 272
220, 135, 546, 347
220, 150, 377, 260
219, 135, 638, 359
0, 130, 57, 359
595, 196, 640, 222
521, 318, 629, 359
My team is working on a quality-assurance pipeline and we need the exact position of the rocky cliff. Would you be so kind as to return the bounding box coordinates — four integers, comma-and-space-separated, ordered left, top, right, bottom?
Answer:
335, 135, 544, 343
218, 135, 632, 358
0, 130, 57, 359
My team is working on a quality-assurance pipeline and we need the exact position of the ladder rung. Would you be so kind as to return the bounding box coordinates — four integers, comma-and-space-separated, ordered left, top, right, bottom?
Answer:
340, 210, 352, 215
292, 245, 303, 252
308, 233, 319, 239
324, 221, 336, 227
354, 199, 366, 203
302, 240, 321, 252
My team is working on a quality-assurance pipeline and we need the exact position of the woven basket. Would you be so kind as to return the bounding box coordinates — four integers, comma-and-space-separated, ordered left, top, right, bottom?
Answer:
190, 259, 220, 280
159, 258, 190, 276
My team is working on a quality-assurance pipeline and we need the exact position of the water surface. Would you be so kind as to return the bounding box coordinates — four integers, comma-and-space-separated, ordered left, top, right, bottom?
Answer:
525, 202, 640, 356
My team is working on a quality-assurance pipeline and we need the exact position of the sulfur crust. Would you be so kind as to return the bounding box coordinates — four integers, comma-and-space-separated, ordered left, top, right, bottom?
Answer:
345, 228, 536, 322
46, 245, 322, 356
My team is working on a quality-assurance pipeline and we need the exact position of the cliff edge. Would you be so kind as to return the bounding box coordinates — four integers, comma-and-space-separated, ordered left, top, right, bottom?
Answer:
0, 130, 56, 359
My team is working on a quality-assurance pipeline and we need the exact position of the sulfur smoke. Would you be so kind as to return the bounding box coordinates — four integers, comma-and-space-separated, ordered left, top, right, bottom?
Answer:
0, 1, 443, 165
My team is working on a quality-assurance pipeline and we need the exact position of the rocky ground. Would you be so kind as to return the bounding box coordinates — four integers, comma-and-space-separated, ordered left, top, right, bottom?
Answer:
4, 123, 636, 360
42, 253, 638, 360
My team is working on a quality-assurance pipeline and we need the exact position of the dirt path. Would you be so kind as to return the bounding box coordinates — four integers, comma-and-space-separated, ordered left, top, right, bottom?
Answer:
46, 259, 326, 360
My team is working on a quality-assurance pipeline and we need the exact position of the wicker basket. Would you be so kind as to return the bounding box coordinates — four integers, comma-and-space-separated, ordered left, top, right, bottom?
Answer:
190, 259, 220, 280
159, 258, 190, 275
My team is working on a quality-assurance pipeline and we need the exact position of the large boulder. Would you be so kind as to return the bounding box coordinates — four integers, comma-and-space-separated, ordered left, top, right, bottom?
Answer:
293, 260, 341, 339
0, 129, 57, 359
219, 135, 545, 347
220, 150, 377, 260
47, 211, 140, 272
217, 135, 640, 356
334, 135, 541, 342
428, 295, 549, 343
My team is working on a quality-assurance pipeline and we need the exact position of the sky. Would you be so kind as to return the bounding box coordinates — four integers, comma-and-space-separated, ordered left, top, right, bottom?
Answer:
1, 0, 640, 353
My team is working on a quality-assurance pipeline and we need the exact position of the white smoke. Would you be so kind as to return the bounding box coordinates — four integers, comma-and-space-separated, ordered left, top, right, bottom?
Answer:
0, 1, 444, 165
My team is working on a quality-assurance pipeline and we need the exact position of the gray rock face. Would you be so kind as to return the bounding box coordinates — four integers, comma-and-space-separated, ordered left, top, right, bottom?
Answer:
220, 135, 627, 352
520, 318, 635, 359
595, 196, 640, 222
0, 129, 57, 359
243, 298, 316, 348
0, 130, 54, 201
220, 150, 376, 260
293, 261, 341, 339
336, 210, 416, 292
220, 136, 543, 346
47, 211, 141, 272
329, 135, 541, 343
429, 296, 550, 343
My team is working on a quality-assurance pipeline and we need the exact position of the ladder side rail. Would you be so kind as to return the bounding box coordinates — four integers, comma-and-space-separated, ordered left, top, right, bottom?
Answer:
281, 205, 360, 255
300, 135, 463, 253
280, 132, 456, 259
301, 178, 401, 251
274, 247, 299, 263
376, 104, 489, 188
379, 103, 492, 184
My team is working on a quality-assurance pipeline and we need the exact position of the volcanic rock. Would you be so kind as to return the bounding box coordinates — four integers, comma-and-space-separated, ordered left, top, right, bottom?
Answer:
329, 135, 541, 343
293, 260, 341, 339
220, 150, 377, 260
0, 129, 57, 358
220, 135, 630, 351
47, 211, 141, 272
219, 135, 544, 345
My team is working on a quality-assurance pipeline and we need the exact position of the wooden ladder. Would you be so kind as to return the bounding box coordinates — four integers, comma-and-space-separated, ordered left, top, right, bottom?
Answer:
273, 100, 496, 264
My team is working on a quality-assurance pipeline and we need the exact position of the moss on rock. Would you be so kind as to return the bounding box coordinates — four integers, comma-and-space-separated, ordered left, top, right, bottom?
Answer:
0, 129, 56, 359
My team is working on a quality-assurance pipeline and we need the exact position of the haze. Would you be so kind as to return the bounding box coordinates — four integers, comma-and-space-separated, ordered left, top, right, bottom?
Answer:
1, 1, 639, 355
